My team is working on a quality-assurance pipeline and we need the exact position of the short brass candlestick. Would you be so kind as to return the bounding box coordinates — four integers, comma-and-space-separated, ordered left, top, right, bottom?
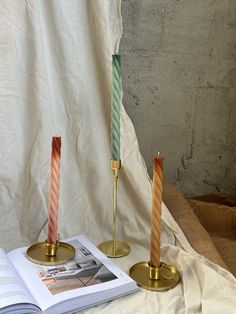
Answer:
98, 160, 130, 257
129, 261, 180, 291
129, 153, 180, 291
26, 236, 75, 266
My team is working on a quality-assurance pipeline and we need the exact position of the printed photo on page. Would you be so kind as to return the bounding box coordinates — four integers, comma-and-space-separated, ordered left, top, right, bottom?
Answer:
31, 239, 117, 295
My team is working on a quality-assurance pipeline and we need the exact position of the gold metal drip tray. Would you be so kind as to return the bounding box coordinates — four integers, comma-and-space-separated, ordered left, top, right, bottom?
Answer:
129, 261, 180, 291
26, 242, 75, 266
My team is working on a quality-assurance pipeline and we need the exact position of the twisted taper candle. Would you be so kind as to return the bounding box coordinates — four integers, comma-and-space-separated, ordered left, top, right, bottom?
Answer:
47, 136, 61, 244
150, 154, 164, 268
111, 54, 121, 161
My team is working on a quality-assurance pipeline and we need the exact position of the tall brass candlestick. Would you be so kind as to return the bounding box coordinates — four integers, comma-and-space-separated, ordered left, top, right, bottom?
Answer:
97, 54, 130, 258
129, 153, 180, 291
111, 160, 120, 256
150, 154, 164, 268
98, 160, 130, 258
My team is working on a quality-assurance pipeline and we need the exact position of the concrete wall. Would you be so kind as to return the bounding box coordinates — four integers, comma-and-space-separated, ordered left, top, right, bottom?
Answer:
120, 0, 236, 200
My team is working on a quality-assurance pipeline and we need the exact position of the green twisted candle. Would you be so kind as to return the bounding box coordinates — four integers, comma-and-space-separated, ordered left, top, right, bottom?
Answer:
111, 54, 121, 161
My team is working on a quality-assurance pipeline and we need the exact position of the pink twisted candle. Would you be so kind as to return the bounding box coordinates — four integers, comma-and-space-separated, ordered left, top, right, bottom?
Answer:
47, 136, 61, 244
150, 154, 164, 268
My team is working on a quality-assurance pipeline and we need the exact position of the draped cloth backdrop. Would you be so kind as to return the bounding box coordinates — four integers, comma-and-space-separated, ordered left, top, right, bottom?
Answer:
0, 1, 235, 313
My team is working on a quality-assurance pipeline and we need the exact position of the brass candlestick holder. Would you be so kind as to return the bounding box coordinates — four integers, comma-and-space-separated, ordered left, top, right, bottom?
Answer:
129, 152, 180, 291
26, 236, 75, 266
98, 160, 130, 257
129, 260, 180, 291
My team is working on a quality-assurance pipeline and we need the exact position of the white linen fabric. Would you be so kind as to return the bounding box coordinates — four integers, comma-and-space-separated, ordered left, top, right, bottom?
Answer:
0, 1, 235, 313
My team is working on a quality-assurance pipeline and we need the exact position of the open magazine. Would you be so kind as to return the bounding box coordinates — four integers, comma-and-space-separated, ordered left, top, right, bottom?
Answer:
0, 235, 139, 314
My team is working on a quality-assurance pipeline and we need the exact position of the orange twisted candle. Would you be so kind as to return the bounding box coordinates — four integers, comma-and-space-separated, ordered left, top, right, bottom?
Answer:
47, 136, 61, 244
150, 153, 164, 268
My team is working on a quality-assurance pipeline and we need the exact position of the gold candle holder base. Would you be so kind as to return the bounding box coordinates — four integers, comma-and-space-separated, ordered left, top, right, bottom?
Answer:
98, 240, 130, 258
26, 241, 76, 266
129, 261, 180, 291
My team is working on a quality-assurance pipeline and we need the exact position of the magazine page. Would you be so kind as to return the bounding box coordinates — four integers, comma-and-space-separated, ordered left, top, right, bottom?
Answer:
0, 248, 40, 314
7, 235, 138, 313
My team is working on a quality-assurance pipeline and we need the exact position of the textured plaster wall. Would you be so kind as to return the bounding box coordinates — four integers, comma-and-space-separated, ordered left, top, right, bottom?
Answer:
120, 0, 236, 200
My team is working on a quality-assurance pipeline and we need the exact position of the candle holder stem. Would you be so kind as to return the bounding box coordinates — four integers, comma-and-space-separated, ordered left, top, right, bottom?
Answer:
45, 241, 59, 257
98, 160, 130, 258
112, 162, 119, 255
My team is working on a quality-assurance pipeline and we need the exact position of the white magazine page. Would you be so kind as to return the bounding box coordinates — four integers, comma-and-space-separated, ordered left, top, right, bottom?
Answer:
7, 235, 137, 312
0, 248, 39, 312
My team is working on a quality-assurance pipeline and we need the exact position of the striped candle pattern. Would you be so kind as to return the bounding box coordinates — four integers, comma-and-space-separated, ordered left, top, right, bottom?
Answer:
47, 136, 61, 244
150, 154, 164, 268
111, 54, 121, 161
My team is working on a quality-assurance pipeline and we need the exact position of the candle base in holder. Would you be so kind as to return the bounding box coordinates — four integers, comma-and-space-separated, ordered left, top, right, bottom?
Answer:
26, 241, 75, 266
129, 261, 180, 291
98, 240, 130, 258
